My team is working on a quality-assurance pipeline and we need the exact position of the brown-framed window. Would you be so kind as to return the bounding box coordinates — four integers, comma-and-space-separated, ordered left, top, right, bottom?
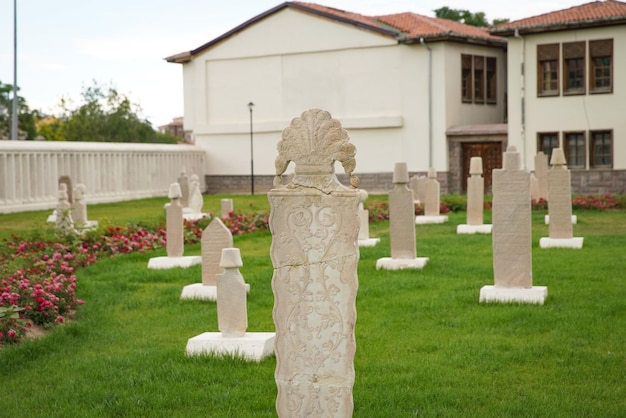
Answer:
590, 130, 613, 168
537, 44, 560, 96
589, 39, 613, 93
474, 56, 485, 103
462, 54, 473, 102
486, 57, 497, 104
563, 42, 585, 95
538, 132, 559, 163
564, 132, 586, 168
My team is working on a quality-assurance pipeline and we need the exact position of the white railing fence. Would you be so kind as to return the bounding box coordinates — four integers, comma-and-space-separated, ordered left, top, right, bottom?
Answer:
0, 141, 207, 214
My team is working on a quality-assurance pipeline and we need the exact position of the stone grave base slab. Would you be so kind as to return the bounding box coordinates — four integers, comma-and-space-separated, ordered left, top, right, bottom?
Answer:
480, 285, 548, 305
147, 256, 202, 270
180, 283, 217, 301
46, 211, 57, 223
376, 257, 429, 270
358, 238, 381, 247
415, 215, 449, 224
183, 213, 209, 221
539, 237, 584, 249
186, 332, 275, 361
544, 215, 577, 224
76, 220, 99, 231
180, 283, 250, 300
456, 224, 492, 234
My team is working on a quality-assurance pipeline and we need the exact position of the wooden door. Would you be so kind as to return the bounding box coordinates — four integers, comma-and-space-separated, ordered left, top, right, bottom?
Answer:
461, 142, 502, 193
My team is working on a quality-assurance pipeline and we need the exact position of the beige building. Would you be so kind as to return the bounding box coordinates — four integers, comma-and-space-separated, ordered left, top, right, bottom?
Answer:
492, 0, 626, 194
167, 2, 506, 193
167, 1, 625, 194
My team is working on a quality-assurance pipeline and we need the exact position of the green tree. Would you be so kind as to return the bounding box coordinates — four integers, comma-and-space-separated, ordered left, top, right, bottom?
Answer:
56, 81, 177, 144
434, 6, 508, 27
0, 80, 38, 140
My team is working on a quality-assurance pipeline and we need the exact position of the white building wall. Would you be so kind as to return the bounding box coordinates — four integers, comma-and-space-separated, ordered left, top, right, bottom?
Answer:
507, 25, 626, 170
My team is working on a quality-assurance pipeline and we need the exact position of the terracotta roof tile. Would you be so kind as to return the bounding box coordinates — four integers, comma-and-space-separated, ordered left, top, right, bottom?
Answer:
292, 2, 503, 44
491, 0, 626, 35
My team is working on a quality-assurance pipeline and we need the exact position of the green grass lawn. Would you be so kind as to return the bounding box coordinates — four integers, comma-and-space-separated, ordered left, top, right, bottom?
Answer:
1, 196, 625, 417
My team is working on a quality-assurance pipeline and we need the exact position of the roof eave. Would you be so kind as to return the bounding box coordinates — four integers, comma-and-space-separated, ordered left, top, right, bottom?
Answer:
491, 16, 626, 36
403, 33, 507, 48
165, 51, 192, 64
174, 2, 401, 63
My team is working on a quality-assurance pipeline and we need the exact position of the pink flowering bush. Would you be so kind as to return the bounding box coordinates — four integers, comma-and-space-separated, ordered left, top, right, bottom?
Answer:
222, 210, 269, 235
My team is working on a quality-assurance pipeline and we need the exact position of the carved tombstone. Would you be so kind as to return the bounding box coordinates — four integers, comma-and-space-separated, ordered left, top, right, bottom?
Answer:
59, 176, 73, 204
389, 162, 416, 259
410, 175, 427, 203
466, 157, 485, 225
55, 183, 74, 233
221, 198, 234, 219
72, 184, 88, 226
547, 148, 573, 239
216, 248, 248, 338
177, 168, 190, 208
188, 174, 203, 214
166, 183, 184, 257
492, 146, 532, 288
268, 109, 360, 417
424, 167, 440, 217
201, 218, 234, 287
533, 152, 549, 201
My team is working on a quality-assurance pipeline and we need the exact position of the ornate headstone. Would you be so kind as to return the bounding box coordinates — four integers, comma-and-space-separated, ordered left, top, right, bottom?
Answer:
72, 184, 88, 225
540, 148, 583, 249
188, 174, 203, 214
55, 183, 75, 234
177, 168, 190, 208
166, 183, 184, 257
268, 109, 360, 417
457, 157, 492, 234
376, 163, 428, 270
59, 176, 73, 204
480, 146, 547, 304
533, 152, 548, 201
216, 248, 248, 338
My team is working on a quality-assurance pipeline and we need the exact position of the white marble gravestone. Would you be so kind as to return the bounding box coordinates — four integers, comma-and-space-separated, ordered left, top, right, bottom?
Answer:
540, 148, 583, 249
147, 183, 201, 269
184, 174, 207, 221
377, 162, 429, 270
268, 109, 360, 417
178, 168, 190, 209
415, 167, 448, 224
457, 157, 492, 234
358, 189, 380, 247
180, 218, 239, 300
186, 248, 274, 361
532, 152, 548, 201
410, 175, 427, 204
480, 146, 547, 304
220, 198, 234, 219
47, 176, 73, 223
55, 184, 75, 234
72, 184, 98, 230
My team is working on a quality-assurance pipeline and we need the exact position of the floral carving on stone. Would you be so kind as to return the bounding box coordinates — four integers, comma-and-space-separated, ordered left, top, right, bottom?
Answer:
269, 109, 360, 417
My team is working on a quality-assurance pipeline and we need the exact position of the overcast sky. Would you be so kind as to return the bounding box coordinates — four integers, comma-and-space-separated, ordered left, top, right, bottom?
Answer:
0, 0, 587, 128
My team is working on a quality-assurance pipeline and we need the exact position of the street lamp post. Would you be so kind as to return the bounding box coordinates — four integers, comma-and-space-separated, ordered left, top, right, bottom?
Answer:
11, 0, 18, 141
248, 102, 255, 195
